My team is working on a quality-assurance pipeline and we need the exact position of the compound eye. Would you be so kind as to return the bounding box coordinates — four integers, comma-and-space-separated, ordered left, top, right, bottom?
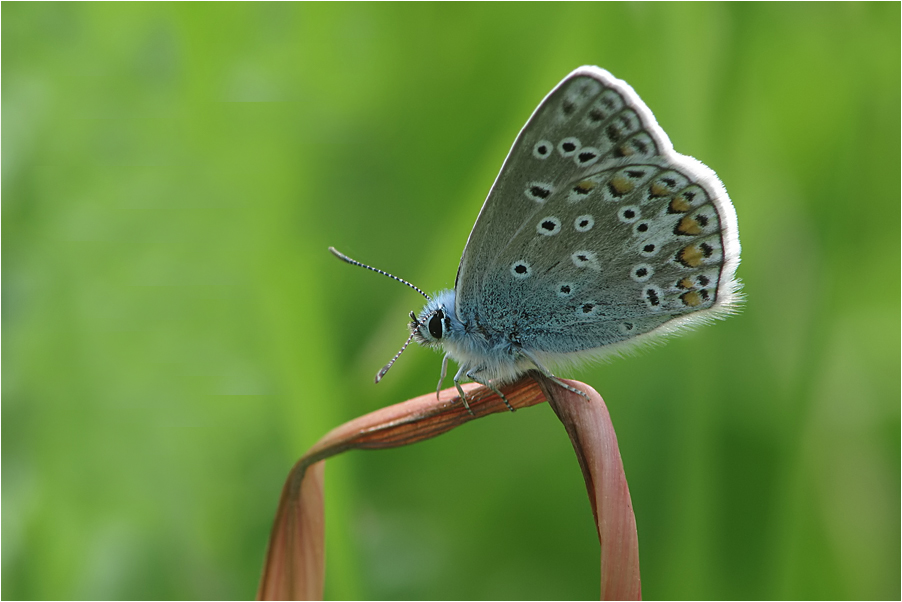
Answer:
428, 310, 444, 339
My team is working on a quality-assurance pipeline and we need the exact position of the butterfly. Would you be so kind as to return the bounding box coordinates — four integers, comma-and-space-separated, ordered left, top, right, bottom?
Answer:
331, 66, 741, 413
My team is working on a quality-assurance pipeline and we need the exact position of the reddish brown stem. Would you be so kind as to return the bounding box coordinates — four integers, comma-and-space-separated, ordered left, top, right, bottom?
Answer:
257, 372, 640, 600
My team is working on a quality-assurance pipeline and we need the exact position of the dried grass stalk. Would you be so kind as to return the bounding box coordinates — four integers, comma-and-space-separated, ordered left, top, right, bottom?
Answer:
258, 372, 640, 600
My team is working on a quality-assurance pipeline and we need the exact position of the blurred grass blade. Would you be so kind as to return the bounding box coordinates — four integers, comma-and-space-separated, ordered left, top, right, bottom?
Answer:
257, 373, 639, 600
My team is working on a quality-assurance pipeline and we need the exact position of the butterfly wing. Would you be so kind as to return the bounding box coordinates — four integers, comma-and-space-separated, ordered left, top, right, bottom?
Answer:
454, 66, 740, 359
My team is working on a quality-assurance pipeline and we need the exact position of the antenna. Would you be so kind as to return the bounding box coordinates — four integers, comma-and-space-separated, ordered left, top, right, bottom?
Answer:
328, 247, 431, 300
375, 334, 414, 382
375, 311, 434, 383
330, 248, 433, 383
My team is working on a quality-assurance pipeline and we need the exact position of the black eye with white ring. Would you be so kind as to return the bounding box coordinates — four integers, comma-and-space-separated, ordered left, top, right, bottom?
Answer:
428, 310, 444, 339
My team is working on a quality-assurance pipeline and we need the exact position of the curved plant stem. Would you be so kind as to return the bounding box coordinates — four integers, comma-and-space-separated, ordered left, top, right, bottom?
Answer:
257, 372, 640, 600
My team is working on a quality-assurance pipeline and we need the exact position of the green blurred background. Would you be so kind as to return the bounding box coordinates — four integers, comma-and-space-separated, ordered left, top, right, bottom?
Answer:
3, 3, 899, 600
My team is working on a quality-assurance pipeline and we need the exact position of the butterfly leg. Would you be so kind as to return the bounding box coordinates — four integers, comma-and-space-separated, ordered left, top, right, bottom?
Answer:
520, 350, 590, 402
466, 368, 515, 413
436, 354, 450, 399
452, 365, 475, 416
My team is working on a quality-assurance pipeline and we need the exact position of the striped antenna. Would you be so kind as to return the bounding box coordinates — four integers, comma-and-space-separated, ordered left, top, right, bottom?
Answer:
329, 247, 431, 300
375, 311, 432, 383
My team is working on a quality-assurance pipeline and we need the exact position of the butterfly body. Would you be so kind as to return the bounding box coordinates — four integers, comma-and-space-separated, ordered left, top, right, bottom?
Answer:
412, 289, 536, 385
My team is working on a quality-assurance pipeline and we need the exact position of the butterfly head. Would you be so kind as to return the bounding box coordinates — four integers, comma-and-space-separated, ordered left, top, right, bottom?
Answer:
410, 290, 456, 349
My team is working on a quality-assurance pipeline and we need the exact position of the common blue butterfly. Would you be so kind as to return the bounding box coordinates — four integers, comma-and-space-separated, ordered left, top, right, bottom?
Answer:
331, 66, 741, 413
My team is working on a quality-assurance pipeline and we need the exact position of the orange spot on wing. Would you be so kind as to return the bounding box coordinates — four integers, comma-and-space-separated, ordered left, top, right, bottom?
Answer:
669, 195, 691, 213
678, 244, 704, 268
611, 175, 634, 195
680, 291, 703, 307
676, 215, 702, 235
650, 182, 670, 198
